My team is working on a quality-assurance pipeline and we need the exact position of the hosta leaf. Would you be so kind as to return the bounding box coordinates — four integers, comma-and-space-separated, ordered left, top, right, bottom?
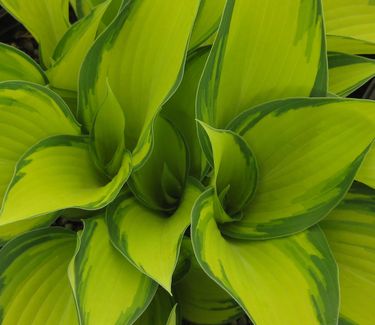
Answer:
162, 47, 210, 180
129, 116, 187, 212
76, 0, 122, 24
46, 1, 110, 92
173, 239, 243, 325
324, 0, 375, 54
197, 0, 326, 130
0, 228, 78, 325
189, 0, 226, 51
134, 288, 175, 325
166, 305, 179, 325
191, 189, 339, 325
91, 81, 125, 177
320, 183, 375, 325
0, 0, 70, 67
107, 179, 202, 292
0, 135, 131, 226
356, 144, 375, 189
79, 0, 200, 168
69, 217, 157, 325
0, 82, 79, 206
328, 53, 375, 97
199, 123, 258, 218
224, 98, 375, 239
0, 43, 46, 84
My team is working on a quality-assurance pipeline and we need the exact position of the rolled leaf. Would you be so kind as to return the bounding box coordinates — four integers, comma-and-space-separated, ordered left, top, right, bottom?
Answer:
191, 188, 339, 325
197, 0, 327, 130
162, 47, 210, 179
0, 0, 70, 67
129, 116, 187, 212
0, 135, 131, 226
0, 43, 46, 84
199, 123, 258, 218
324, 0, 375, 54
107, 179, 203, 292
69, 217, 157, 325
79, 0, 200, 167
189, 0, 226, 51
321, 183, 375, 325
46, 1, 110, 92
224, 98, 375, 238
0, 228, 78, 324
328, 53, 375, 97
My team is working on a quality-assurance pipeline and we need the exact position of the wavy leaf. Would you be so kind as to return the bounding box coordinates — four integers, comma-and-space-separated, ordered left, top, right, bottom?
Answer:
197, 0, 327, 130
0, 43, 46, 84
107, 179, 202, 292
0, 135, 131, 226
79, 0, 200, 167
0, 228, 78, 324
222, 97, 375, 238
191, 188, 339, 325
321, 183, 375, 325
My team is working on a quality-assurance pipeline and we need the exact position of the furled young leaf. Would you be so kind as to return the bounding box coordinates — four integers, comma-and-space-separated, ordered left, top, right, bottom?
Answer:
328, 53, 375, 97
191, 189, 339, 325
0, 0, 70, 67
320, 183, 375, 325
173, 239, 243, 325
162, 47, 210, 180
46, 1, 110, 92
0, 82, 80, 206
129, 116, 187, 212
79, 0, 200, 168
91, 81, 125, 177
107, 179, 202, 292
134, 288, 175, 325
0, 135, 131, 226
197, 0, 327, 130
0, 228, 78, 324
222, 98, 375, 239
0, 43, 46, 84
189, 0, 226, 51
69, 217, 157, 325
199, 123, 258, 218
324, 0, 375, 54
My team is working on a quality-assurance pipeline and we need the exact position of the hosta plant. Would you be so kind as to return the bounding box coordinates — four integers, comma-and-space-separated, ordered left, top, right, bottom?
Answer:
0, 0, 374, 324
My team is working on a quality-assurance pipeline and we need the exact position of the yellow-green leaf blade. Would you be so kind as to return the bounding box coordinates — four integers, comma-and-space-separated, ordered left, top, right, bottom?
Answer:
320, 183, 375, 325
0, 0, 70, 67
0, 227, 78, 325
0, 135, 131, 226
324, 0, 375, 54
79, 0, 200, 167
189, 0, 226, 51
173, 238, 243, 325
134, 288, 175, 325
0, 43, 46, 84
107, 179, 202, 292
47, 1, 110, 92
224, 98, 375, 238
356, 144, 375, 189
0, 81, 80, 206
199, 123, 258, 218
328, 53, 375, 97
191, 189, 339, 325
197, 0, 326, 129
162, 47, 210, 180
69, 217, 157, 325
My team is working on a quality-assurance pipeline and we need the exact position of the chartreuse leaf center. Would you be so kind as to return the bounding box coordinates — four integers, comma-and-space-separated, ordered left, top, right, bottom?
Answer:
198, 122, 258, 222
